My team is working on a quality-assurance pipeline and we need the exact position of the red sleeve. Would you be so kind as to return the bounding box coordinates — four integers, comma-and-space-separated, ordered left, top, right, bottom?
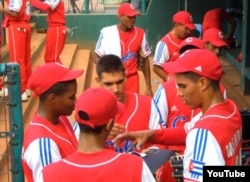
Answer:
31, 0, 51, 11
153, 127, 186, 146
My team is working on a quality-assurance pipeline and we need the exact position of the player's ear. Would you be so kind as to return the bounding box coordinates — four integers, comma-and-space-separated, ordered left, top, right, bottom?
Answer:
106, 118, 114, 132
199, 77, 210, 91
95, 76, 100, 83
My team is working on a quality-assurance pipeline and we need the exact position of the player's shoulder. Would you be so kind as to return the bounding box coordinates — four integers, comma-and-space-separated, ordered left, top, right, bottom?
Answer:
100, 25, 117, 32
134, 26, 145, 33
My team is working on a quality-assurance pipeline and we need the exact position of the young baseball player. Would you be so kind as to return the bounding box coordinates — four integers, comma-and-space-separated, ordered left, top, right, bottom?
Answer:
95, 2, 153, 96
42, 87, 155, 182
113, 49, 242, 181
202, 8, 236, 46
95, 54, 162, 152
22, 63, 83, 182
202, 28, 229, 56
0, 0, 32, 101
153, 37, 204, 182
30, 0, 67, 63
153, 11, 195, 82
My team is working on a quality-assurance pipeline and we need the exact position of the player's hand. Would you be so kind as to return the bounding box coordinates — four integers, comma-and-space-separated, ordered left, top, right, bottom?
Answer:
108, 123, 125, 139
144, 88, 153, 97
113, 130, 155, 151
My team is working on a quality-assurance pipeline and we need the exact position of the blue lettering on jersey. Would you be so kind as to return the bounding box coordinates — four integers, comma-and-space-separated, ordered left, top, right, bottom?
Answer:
145, 42, 150, 52
171, 115, 187, 128
105, 140, 135, 153
121, 51, 137, 62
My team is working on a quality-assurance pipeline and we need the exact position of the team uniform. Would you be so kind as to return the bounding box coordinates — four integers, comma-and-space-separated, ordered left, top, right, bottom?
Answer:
22, 112, 78, 182
202, 8, 227, 33
153, 32, 182, 81
31, 0, 67, 63
153, 99, 242, 182
2, 0, 32, 94
95, 25, 151, 93
42, 149, 155, 182
105, 91, 161, 152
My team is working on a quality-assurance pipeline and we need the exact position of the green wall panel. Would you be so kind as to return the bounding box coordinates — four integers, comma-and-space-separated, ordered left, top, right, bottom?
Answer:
31, 0, 228, 53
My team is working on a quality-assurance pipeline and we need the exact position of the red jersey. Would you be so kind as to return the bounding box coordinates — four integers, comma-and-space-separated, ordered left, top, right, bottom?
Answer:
202, 8, 225, 32
22, 113, 77, 182
42, 149, 155, 182
2, 0, 30, 27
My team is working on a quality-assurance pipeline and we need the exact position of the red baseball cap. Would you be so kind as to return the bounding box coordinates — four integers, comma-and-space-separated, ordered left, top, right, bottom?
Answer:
202, 28, 228, 47
163, 49, 223, 81
118, 2, 140, 16
75, 87, 124, 128
173, 11, 195, 30
27, 62, 84, 97
179, 37, 204, 53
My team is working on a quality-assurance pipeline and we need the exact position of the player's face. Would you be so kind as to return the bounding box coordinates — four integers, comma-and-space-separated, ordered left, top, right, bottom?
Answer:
204, 42, 221, 56
176, 24, 192, 39
98, 71, 126, 103
175, 74, 202, 109
53, 81, 77, 116
119, 15, 136, 30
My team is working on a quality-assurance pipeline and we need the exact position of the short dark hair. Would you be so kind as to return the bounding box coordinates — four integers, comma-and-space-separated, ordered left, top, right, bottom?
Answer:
181, 72, 220, 90
96, 54, 125, 79
179, 45, 200, 54
77, 111, 105, 134
39, 80, 76, 102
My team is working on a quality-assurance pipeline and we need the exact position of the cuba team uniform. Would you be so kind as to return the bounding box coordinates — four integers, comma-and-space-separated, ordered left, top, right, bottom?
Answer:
95, 25, 151, 93
153, 32, 182, 80
154, 79, 200, 182
106, 92, 161, 152
42, 149, 155, 182
22, 113, 78, 182
31, 0, 67, 63
2, 0, 32, 94
153, 99, 242, 181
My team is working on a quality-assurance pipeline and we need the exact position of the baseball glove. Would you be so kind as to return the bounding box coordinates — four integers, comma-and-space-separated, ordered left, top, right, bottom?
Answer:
170, 153, 184, 182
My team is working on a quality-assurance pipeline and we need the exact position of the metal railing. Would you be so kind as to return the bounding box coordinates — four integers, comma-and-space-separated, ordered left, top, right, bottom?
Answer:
0, 63, 24, 182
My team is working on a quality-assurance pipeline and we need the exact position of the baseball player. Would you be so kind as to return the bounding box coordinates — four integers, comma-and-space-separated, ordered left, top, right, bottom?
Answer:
113, 49, 242, 182
0, 0, 32, 101
95, 54, 162, 153
153, 11, 195, 82
202, 28, 229, 56
95, 3, 153, 96
42, 87, 155, 182
31, 0, 67, 63
202, 8, 236, 46
153, 37, 204, 182
22, 63, 83, 182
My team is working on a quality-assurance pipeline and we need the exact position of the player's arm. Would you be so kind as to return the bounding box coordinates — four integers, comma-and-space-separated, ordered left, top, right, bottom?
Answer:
30, 0, 60, 11
22, 138, 62, 182
141, 56, 153, 96
0, 2, 19, 17
152, 84, 169, 128
140, 33, 153, 96
183, 128, 225, 182
153, 41, 169, 81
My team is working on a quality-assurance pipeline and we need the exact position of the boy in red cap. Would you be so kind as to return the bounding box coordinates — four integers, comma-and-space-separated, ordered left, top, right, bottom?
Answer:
42, 87, 155, 182
113, 49, 242, 182
22, 62, 83, 182
202, 28, 229, 56
95, 2, 153, 96
153, 11, 195, 82
153, 37, 204, 182
202, 8, 236, 46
